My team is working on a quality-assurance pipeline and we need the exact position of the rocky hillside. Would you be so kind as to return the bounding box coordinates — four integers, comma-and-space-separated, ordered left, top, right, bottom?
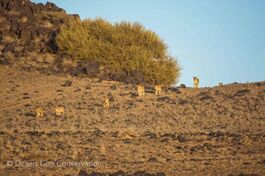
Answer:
0, 0, 264, 176
0, 66, 264, 175
0, 0, 80, 71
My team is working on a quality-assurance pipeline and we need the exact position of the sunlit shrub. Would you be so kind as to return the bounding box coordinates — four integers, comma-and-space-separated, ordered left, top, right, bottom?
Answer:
56, 18, 181, 85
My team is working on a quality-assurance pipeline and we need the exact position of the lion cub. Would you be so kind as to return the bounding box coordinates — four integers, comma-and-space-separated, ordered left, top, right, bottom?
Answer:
193, 76, 199, 88
154, 84, 162, 95
36, 107, 44, 118
103, 98, 110, 109
137, 84, 145, 97
55, 106, 65, 116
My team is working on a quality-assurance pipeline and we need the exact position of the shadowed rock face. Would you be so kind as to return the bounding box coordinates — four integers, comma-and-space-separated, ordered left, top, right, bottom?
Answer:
110, 70, 145, 85
70, 62, 100, 77
0, 0, 79, 57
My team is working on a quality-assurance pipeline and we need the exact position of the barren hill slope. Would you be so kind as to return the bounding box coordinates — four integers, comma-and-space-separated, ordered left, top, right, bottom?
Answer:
0, 66, 264, 175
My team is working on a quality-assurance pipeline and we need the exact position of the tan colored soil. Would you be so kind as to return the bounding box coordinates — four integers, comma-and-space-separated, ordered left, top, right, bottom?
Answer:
0, 66, 264, 176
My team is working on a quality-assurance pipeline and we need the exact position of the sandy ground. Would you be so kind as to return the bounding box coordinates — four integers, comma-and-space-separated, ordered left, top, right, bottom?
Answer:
0, 65, 264, 176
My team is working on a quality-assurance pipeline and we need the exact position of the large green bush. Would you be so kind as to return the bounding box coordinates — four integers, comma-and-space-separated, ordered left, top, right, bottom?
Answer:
56, 18, 181, 85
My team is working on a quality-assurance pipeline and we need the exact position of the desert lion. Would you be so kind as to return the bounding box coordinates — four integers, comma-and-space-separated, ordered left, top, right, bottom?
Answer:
193, 76, 199, 88
154, 84, 162, 95
55, 106, 65, 116
36, 107, 44, 118
137, 84, 145, 97
103, 98, 110, 109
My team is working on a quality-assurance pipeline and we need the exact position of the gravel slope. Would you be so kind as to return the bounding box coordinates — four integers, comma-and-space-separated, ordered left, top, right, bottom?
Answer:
0, 66, 264, 176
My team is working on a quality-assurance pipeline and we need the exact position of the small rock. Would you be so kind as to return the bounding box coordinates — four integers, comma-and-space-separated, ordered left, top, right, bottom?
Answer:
234, 89, 250, 97
179, 84, 186, 88
112, 171, 126, 176
177, 134, 186, 143
157, 96, 171, 102
110, 85, 117, 90
78, 170, 89, 176
148, 157, 158, 162
0, 57, 10, 65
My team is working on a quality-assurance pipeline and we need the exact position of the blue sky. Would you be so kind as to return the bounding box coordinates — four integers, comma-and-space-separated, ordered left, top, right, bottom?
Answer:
33, 0, 265, 87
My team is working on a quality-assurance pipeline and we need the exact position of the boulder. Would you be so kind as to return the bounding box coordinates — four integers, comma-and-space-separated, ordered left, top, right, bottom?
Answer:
70, 62, 100, 77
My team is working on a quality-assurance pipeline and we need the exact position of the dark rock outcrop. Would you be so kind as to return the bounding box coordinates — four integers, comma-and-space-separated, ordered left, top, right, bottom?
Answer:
70, 62, 100, 77
0, 0, 80, 58
110, 70, 145, 85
